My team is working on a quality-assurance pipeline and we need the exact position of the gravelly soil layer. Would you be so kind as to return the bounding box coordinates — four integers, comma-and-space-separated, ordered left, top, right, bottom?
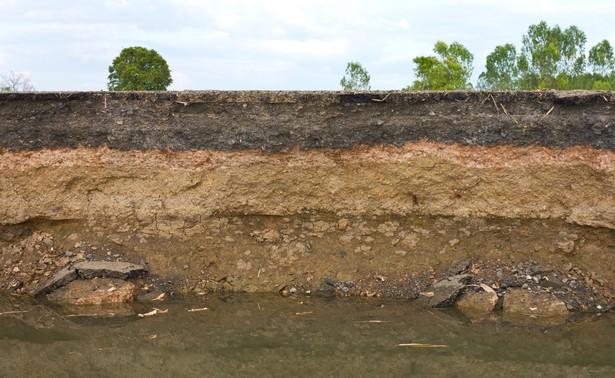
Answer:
0, 90, 614, 151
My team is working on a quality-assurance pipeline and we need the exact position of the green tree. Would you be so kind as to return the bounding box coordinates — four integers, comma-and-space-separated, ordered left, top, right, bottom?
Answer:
340, 61, 371, 90
518, 21, 587, 89
477, 44, 519, 90
108, 46, 173, 91
588, 40, 615, 76
409, 41, 473, 90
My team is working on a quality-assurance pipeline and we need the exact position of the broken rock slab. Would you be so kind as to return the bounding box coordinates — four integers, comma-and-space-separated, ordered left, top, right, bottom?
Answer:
73, 261, 147, 280
33, 261, 147, 297
31, 266, 78, 297
420, 274, 472, 308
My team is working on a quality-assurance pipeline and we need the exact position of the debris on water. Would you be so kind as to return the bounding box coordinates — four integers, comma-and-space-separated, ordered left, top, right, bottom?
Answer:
0, 309, 31, 316
138, 308, 168, 317
357, 320, 389, 323
187, 307, 208, 312
151, 293, 165, 301
398, 343, 448, 348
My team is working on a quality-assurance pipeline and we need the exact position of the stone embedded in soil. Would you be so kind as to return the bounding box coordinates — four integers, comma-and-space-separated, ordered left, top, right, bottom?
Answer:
47, 278, 136, 305
72, 261, 147, 280
446, 259, 472, 276
421, 274, 472, 308
503, 288, 568, 316
33, 261, 147, 297
456, 290, 498, 316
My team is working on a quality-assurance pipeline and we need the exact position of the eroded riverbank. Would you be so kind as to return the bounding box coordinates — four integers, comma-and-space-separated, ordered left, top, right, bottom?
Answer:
0, 91, 613, 319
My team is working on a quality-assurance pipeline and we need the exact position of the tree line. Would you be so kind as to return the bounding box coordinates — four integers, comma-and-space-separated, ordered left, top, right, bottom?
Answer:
3, 21, 613, 92
341, 20, 615, 91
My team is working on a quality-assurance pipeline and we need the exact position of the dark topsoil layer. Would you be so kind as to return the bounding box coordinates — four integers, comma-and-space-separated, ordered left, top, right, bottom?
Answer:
1, 90, 614, 151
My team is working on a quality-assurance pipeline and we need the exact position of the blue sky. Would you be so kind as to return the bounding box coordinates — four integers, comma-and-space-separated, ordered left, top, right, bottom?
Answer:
1, 0, 614, 91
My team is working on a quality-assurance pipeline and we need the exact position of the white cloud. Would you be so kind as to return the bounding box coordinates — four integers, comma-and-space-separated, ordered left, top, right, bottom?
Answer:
376, 53, 414, 65
104, 0, 129, 7
259, 38, 349, 59
214, 10, 241, 30
208, 30, 230, 40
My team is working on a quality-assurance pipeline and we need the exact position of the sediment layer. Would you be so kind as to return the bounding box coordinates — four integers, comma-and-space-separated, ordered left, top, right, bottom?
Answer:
1, 143, 614, 229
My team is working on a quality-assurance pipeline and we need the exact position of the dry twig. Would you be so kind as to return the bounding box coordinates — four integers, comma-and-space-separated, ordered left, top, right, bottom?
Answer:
372, 93, 391, 102
398, 343, 448, 348
540, 106, 555, 122
0, 310, 31, 316
500, 104, 519, 124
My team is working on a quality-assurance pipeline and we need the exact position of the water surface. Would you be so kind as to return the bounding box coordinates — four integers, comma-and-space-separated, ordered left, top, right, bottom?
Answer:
1, 294, 613, 377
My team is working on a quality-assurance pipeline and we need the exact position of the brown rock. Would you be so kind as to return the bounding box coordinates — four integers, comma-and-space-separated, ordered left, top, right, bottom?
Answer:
456, 290, 498, 315
503, 288, 568, 316
47, 278, 136, 305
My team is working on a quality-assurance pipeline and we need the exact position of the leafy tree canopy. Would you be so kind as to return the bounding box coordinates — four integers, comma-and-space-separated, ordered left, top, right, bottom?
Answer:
478, 21, 614, 90
477, 44, 519, 90
518, 21, 587, 89
340, 61, 371, 90
108, 46, 173, 91
588, 39, 615, 76
409, 41, 473, 90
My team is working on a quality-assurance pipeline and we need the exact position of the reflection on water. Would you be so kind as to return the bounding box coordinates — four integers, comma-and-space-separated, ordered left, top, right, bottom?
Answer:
1, 294, 614, 377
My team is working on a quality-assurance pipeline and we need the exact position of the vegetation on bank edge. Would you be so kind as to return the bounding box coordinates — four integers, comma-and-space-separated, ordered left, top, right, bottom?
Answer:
343, 20, 615, 91
1, 20, 614, 92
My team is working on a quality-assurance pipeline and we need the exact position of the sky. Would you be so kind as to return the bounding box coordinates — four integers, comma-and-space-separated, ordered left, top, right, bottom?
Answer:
1, 0, 614, 91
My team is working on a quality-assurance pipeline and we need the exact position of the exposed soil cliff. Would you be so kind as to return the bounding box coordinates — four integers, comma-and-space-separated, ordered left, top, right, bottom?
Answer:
0, 91, 613, 313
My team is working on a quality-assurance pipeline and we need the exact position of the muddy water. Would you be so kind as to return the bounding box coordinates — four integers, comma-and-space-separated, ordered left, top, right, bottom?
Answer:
1, 295, 614, 377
